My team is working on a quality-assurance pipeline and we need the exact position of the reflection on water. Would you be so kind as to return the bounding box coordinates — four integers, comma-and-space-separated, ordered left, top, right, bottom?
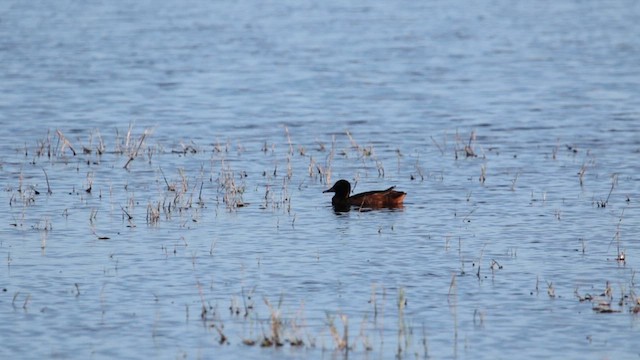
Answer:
1, 0, 639, 359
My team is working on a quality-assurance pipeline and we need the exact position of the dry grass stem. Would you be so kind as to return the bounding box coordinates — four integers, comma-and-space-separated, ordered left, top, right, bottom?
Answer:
56, 129, 76, 156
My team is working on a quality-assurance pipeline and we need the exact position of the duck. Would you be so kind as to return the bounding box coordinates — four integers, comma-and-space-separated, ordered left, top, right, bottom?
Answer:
323, 179, 406, 210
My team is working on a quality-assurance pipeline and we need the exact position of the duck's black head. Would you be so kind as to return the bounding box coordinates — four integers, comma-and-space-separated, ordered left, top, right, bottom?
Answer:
323, 179, 351, 199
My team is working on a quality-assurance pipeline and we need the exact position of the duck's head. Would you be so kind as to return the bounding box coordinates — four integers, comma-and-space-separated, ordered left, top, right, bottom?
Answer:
323, 179, 351, 199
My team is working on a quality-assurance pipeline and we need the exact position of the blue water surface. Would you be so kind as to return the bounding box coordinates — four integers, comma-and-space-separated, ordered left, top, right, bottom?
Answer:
1, 0, 639, 359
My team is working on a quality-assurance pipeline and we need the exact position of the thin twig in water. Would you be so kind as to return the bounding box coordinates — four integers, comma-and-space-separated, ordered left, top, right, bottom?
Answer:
510, 171, 520, 191
42, 168, 52, 195
431, 136, 444, 156
601, 174, 618, 208
448, 272, 457, 299
123, 130, 148, 169
56, 129, 76, 156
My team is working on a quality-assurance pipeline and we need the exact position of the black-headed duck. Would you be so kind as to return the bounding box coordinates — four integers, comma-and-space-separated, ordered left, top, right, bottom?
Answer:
323, 179, 406, 210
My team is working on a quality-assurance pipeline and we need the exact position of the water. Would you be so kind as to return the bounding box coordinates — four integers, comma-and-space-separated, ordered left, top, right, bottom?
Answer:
1, 0, 639, 358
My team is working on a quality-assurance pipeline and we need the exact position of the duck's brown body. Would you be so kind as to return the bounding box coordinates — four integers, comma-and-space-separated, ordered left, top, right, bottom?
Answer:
323, 180, 406, 210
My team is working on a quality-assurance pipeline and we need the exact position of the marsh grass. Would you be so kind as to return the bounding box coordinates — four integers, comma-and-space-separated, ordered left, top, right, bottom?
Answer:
326, 313, 349, 351
575, 279, 640, 314
121, 127, 152, 170
597, 174, 618, 208
431, 135, 445, 156
510, 171, 520, 191
454, 129, 478, 159
56, 129, 77, 156
396, 288, 410, 357
214, 286, 435, 356
547, 281, 556, 298
5, 126, 639, 357
410, 152, 425, 181
196, 282, 229, 344
42, 169, 52, 195
578, 163, 587, 186
34, 130, 53, 159
217, 160, 246, 210
464, 130, 477, 158
261, 296, 284, 347
610, 207, 627, 261
38, 218, 51, 251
